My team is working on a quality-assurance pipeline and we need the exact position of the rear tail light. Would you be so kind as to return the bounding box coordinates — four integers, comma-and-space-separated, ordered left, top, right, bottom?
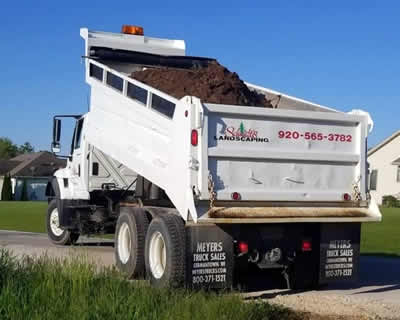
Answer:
343, 193, 352, 201
191, 129, 198, 146
238, 241, 249, 255
231, 192, 241, 200
302, 240, 312, 252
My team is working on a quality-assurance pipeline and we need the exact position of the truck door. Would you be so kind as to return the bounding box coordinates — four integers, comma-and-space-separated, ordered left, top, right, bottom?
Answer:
69, 117, 89, 199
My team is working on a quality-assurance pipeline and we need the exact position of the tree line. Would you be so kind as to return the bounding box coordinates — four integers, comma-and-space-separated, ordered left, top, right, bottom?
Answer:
0, 137, 34, 160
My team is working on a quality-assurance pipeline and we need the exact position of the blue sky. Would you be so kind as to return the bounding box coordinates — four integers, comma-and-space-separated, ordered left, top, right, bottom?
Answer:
0, 1, 398, 151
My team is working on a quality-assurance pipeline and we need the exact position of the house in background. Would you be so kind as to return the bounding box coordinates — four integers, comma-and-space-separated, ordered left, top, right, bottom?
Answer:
368, 130, 400, 204
0, 152, 66, 201
0, 160, 21, 199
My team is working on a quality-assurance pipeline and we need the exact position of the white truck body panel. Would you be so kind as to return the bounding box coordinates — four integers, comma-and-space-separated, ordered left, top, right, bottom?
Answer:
80, 28, 185, 58
68, 28, 381, 224
201, 104, 367, 202
88, 146, 137, 191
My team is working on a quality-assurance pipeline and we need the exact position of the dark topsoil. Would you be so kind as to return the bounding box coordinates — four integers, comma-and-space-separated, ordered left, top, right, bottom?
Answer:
131, 61, 273, 107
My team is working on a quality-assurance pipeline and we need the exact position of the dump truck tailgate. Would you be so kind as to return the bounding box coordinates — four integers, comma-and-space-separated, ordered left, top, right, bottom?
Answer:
199, 104, 367, 204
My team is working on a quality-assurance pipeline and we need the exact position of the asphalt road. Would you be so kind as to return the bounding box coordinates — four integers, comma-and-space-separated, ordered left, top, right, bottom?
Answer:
1, 230, 399, 307
0, 230, 115, 267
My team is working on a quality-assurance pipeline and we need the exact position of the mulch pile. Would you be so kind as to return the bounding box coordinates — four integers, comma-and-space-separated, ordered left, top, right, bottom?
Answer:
131, 61, 273, 107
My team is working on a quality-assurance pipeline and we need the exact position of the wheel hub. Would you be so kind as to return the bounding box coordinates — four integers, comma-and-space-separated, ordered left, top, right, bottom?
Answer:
118, 222, 132, 264
149, 231, 166, 279
50, 208, 64, 237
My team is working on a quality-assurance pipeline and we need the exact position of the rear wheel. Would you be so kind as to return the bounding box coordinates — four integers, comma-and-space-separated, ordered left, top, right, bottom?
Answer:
115, 207, 149, 278
145, 214, 185, 288
46, 200, 79, 245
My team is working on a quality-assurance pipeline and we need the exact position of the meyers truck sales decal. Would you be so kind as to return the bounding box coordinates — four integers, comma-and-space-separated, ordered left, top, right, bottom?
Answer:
319, 224, 360, 283
191, 241, 227, 284
214, 122, 269, 143
324, 240, 355, 278
186, 225, 233, 289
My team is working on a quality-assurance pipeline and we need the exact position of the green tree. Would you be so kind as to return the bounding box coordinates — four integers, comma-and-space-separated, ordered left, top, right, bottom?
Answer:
382, 195, 400, 208
20, 179, 28, 201
0, 138, 18, 159
1, 174, 13, 201
18, 142, 34, 154
0, 138, 35, 159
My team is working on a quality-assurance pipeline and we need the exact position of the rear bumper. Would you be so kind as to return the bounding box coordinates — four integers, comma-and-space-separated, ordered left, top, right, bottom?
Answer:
197, 199, 381, 224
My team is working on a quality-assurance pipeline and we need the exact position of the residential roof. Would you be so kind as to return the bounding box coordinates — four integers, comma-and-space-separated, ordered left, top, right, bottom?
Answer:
392, 157, 400, 166
8, 152, 44, 177
11, 153, 41, 162
368, 130, 400, 157
0, 160, 21, 175
1, 152, 66, 177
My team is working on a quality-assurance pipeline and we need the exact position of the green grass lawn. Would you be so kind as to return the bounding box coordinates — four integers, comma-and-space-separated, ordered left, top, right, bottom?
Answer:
0, 201, 399, 256
361, 207, 400, 256
0, 250, 300, 320
0, 201, 47, 233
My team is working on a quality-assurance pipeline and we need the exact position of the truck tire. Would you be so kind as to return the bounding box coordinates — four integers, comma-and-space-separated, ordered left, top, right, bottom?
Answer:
115, 207, 149, 279
46, 200, 80, 245
145, 214, 185, 288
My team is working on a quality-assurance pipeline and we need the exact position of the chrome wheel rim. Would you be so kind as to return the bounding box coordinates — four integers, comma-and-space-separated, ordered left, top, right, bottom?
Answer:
50, 208, 64, 237
118, 222, 131, 264
149, 231, 166, 279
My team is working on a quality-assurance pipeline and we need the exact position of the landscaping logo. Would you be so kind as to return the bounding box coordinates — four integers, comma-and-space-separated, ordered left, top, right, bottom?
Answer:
214, 122, 269, 143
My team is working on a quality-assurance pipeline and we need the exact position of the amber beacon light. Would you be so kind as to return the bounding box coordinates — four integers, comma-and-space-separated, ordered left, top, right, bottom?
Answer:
121, 25, 144, 35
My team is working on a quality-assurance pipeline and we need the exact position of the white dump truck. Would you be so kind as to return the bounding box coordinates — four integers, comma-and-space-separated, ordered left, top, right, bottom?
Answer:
46, 26, 381, 289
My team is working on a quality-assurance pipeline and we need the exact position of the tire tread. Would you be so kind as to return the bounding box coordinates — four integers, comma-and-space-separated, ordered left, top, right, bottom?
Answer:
115, 207, 149, 278
46, 199, 80, 246
145, 213, 185, 288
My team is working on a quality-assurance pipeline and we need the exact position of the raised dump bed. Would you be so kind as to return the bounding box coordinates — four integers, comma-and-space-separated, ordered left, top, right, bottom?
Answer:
83, 56, 379, 223
45, 27, 381, 291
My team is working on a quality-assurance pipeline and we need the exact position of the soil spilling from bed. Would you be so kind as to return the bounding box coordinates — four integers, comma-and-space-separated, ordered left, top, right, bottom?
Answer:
131, 61, 273, 108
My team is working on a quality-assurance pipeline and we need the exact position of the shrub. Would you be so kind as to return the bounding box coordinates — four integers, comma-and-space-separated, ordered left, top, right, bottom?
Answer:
1, 174, 13, 201
382, 195, 400, 208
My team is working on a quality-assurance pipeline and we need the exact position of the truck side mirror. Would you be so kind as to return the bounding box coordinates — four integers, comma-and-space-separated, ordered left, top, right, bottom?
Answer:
52, 119, 62, 153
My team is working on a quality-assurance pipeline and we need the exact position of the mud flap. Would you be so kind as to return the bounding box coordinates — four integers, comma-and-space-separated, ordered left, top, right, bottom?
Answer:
185, 224, 234, 289
319, 223, 361, 284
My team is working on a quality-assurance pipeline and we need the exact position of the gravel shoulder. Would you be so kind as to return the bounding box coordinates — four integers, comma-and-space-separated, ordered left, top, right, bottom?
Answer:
243, 256, 400, 320
268, 292, 400, 320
